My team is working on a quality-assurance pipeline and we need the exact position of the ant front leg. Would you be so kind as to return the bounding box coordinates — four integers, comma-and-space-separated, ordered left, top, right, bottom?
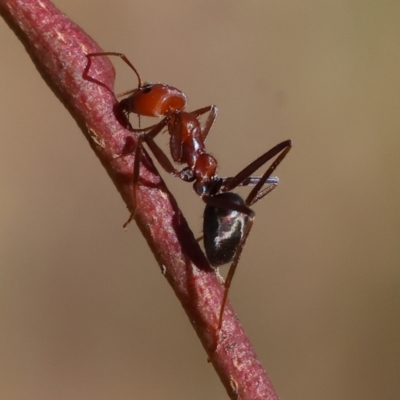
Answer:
140, 118, 196, 182
123, 117, 195, 228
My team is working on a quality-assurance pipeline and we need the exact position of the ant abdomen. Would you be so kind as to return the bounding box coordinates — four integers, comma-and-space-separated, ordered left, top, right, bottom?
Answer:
203, 192, 252, 267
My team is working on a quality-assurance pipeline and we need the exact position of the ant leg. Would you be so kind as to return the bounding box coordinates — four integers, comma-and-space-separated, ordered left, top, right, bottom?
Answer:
123, 117, 196, 227
141, 118, 195, 181
128, 124, 159, 133
218, 216, 254, 331
122, 118, 171, 228
190, 105, 218, 142
221, 140, 292, 195
123, 118, 182, 227
221, 175, 279, 190
245, 140, 292, 206
145, 136, 194, 180
122, 132, 145, 228
205, 141, 292, 335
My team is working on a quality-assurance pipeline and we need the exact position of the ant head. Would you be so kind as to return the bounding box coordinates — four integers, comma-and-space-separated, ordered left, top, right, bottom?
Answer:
112, 54, 187, 118
121, 83, 187, 118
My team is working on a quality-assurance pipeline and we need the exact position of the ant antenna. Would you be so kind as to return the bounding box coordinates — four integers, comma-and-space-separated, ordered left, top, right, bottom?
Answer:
88, 52, 144, 90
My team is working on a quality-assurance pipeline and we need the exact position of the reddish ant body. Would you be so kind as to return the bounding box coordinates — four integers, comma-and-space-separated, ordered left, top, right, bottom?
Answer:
85, 52, 292, 333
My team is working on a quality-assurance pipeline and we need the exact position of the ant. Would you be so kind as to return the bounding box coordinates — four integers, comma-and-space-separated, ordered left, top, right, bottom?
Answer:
85, 52, 292, 334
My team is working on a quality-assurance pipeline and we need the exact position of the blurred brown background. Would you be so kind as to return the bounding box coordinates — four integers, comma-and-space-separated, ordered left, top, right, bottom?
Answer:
1, 1, 399, 399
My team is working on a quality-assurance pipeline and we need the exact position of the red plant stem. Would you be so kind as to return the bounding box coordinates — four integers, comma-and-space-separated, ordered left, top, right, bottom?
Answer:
0, 1, 280, 399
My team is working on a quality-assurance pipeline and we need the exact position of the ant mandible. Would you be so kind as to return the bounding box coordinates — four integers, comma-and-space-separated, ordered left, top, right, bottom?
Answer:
85, 52, 292, 334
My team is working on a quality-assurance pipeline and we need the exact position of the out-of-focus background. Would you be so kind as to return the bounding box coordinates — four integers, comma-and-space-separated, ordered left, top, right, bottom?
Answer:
1, 1, 399, 399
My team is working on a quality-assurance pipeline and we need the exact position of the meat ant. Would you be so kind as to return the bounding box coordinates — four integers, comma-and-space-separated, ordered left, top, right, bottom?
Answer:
85, 52, 292, 334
